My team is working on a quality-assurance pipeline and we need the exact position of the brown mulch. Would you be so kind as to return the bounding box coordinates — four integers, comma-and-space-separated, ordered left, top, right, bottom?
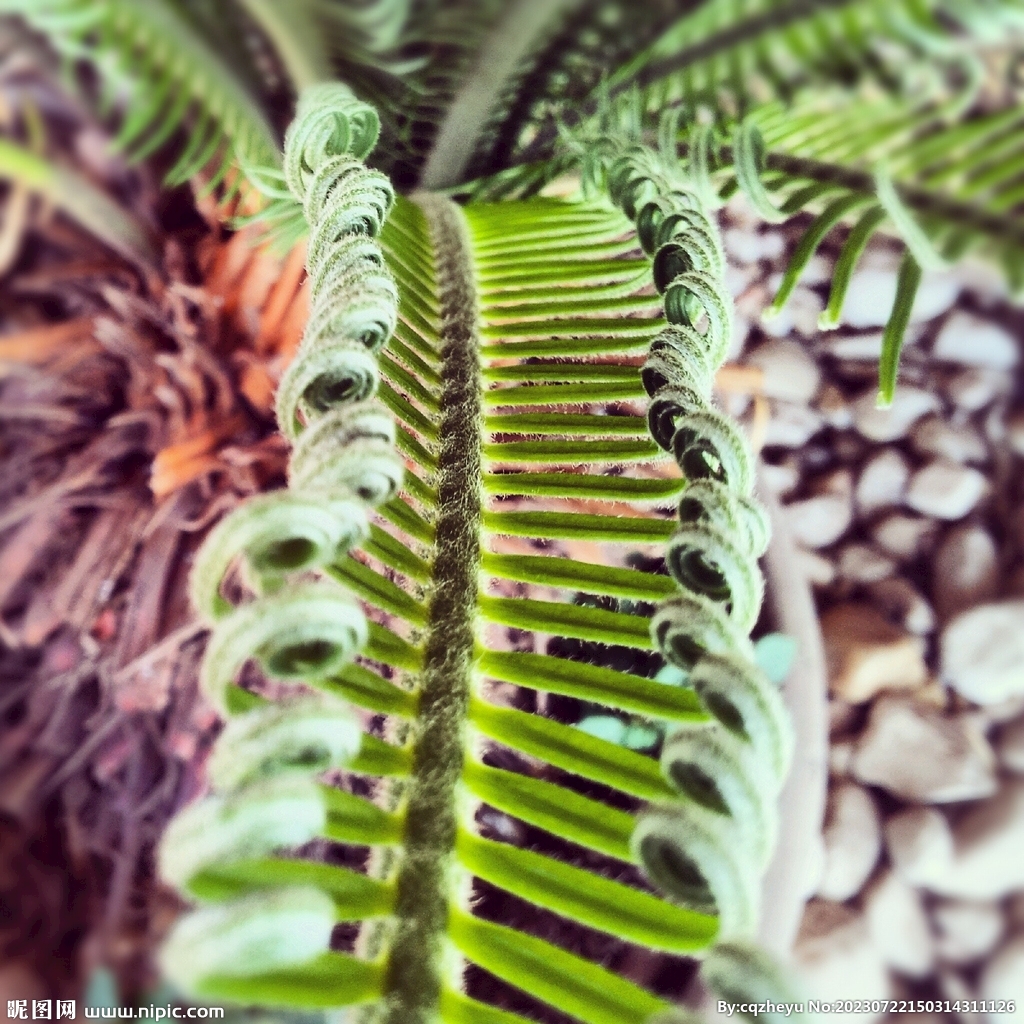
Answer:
0, 63, 311, 997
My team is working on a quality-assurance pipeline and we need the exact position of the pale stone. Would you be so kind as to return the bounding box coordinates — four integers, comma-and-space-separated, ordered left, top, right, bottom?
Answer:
763, 286, 824, 338
817, 383, 854, 429
944, 367, 1007, 411
852, 387, 941, 442
868, 578, 936, 636
789, 286, 826, 338
734, 282, 770, 322
817, 782, 881, 901
822, 605, 927, 704
886, 806, 956, 888
724, 262, 758, 298
997, 717, 1024, 773
890, 782, 1024, 899
979, 936, 1024, 1023
800, 255, 833, 286
841, 251, 960, 329
931, 525, 999, 620
795, 547, 836, 587
856, 450, 910, 516
871, 514, 937, 561
905, 460, 987, 520
835, 544, 896, 584
785, 493, 852, 549
759, 458, 800, 496
955, 256, 1012, 302
822, 325, 926, 361
822, 332, 887, 360
852, 697, 998, 803
793, 902, 892, 1023
764, 402, 825, 447
784, 471, 854, 549
933, 311, 1020, 370
724, 226, 785, 264
932, 899, 1005, 964
864, 871, 934, 978
746, 338, 821, 403
911, 417, 988, 464
940, 601, 1024, 705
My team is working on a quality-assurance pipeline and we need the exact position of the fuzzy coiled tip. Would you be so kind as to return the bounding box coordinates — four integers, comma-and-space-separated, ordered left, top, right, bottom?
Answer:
190, 493, 369, 622
303, 158, 395, 239
671, 408, 754, 495
289, 403, 404, 507
304, 263, 399, 353
689, 654, 795, 785
276, 342, 383, 443
157, 774, 327, 892
200, 581, 369, 716
632, 804, 758, 940
208, 694, 363, 793
159, 886, 336, 990
677, 480, 770, 560
660, 721, 778, 867
651, 591, 752, 671
284, 83, 382, 200
642, 325, 716, 399
666, 524, 763, 634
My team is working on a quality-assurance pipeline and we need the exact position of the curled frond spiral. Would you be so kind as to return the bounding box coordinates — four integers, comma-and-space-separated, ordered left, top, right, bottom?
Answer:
208, 694, 363, 792
200, 582, 369, 715
159, 887, 337, 990
189, 492, 369, 621
159, 83, 402, 993
159, 775, 328, 892
597, 138, 794, 942
284, 83, 382, 199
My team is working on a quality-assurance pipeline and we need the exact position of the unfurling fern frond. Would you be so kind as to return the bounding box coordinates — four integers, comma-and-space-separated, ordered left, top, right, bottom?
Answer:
587, 138, 793, 940
160, 82, 402, 991
158, 85, 798, 1023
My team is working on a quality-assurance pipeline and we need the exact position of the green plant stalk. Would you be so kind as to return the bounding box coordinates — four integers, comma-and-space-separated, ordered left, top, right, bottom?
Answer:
0, 137, 156, 267
381, 192, 482, 1024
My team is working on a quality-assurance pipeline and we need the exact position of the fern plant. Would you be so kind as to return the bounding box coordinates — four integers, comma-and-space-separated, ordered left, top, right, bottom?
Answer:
6, 1, 1024, 1020
150, 83, 799, 1023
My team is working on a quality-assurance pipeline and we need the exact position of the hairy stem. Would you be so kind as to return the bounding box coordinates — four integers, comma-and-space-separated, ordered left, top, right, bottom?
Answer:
381, 194, 482, 1024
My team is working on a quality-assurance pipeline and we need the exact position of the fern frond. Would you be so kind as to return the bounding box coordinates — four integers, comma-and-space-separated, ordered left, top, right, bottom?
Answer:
608, 0, 1021, 128
0, 136, 156, 266
436, 0, 689, 188
719, 93, 1024, 399
157, 87, 801, 1023
464, 0, 1023, 198
1, 0, 281, 190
